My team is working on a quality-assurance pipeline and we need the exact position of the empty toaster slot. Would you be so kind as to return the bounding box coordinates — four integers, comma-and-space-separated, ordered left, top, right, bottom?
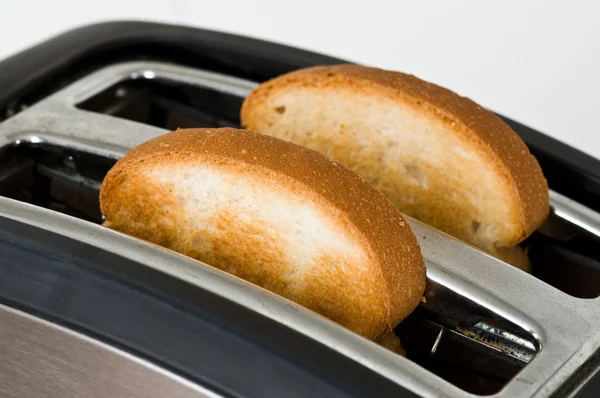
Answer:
76, 76, 244, 130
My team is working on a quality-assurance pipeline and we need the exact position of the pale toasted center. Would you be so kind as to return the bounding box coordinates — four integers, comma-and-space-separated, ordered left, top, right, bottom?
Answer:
139, 161, 388, 337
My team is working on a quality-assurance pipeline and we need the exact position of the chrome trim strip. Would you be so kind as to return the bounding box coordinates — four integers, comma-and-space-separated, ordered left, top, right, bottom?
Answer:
550, 190, 600, 240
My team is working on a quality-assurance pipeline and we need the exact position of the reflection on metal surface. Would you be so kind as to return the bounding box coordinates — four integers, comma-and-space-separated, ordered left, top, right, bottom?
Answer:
460, 322, 537, 363
0, 304, 220, 398
549, 190, 600, 240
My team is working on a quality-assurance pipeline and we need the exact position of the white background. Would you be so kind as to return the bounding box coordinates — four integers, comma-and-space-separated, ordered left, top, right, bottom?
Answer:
0, 1, 598, 158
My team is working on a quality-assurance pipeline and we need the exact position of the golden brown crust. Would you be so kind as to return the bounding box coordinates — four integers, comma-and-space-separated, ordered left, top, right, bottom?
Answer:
100, 128, 426, 337
241, 64, 550, 246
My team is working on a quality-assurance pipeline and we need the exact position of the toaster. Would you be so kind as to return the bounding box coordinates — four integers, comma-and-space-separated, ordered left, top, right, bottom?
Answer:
0, 21, 599, 398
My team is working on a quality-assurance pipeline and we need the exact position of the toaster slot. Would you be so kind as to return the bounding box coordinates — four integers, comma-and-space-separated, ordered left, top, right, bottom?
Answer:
77, 77, 244, 131
0, 143, 114, 223
396, 278, 537, 395
0, 140, 542, 395
398, 316, 524, 395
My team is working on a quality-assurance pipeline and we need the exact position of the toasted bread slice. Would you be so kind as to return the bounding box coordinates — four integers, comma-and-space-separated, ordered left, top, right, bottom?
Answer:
241, 65, 549, 252
100, 128, 426, 341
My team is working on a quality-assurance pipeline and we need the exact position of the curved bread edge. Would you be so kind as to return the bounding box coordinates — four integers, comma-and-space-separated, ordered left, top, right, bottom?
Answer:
100, 128, 426, 338
241, 64, 550, 248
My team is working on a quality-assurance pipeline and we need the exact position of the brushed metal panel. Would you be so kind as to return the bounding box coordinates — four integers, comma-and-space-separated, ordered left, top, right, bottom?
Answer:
0, 304, 220, 398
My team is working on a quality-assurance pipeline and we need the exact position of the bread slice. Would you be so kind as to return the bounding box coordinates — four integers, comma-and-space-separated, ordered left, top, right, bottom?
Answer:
240, 65, 550, 253
99, 128, 426, 341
